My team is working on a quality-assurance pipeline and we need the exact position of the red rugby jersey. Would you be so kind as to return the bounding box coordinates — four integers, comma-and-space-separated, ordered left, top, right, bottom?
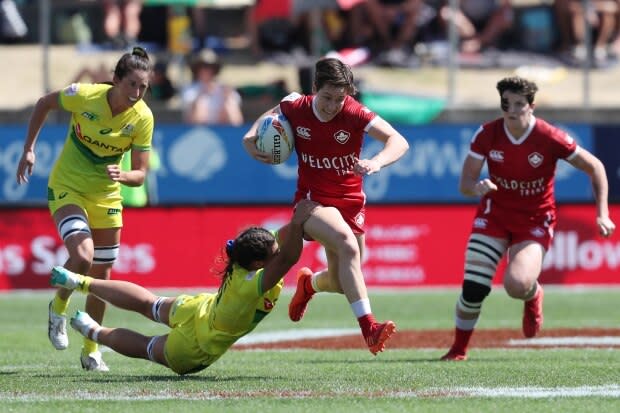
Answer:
279, 93, 376, 204
470, 117, 578, 214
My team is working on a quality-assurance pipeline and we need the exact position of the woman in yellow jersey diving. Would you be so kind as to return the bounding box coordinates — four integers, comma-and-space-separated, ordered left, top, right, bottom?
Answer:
15, 47, 154, 371
47, 199, 318, 375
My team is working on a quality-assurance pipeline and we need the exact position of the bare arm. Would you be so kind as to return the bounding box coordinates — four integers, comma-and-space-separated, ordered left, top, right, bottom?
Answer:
16, 91, 62, 184
261, 200, 319, 292
354, 117, 409, 176
459, 154, 497, 197
568, 148, 615, 237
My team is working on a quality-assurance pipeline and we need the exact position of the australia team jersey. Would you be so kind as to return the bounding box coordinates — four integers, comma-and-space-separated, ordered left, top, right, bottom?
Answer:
49, 83, 153, 194
279, 93, 377, 205
194, 263, 283, 357
470, 116, 578, 214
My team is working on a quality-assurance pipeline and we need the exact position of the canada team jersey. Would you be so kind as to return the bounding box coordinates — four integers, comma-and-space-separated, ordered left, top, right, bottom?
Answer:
470, 116, 578, 214
279, 93, 377, 205
49, 83, 153, 194
193, 263, 283, 357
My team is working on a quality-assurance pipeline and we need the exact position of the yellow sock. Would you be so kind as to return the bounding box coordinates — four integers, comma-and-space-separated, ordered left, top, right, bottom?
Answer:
82, 339, 98, 355
51, 294, 70, 315
77, 276, 93, 294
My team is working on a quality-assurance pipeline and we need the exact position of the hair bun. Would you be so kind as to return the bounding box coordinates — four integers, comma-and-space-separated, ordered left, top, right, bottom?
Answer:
132, 46, 149, 60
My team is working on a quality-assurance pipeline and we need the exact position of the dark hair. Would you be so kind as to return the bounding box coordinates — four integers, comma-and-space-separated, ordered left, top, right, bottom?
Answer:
314, 57, 357, 95
218, 227, 275, 282
113, 46, 153, 80
496, 76, 538, 105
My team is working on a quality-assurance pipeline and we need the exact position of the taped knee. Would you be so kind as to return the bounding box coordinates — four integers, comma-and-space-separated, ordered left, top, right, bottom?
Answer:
458, 280, 491, 314
58, 214, 91, 241
93, 244, 120, 265
466, 233, 505, 267
464, 233, 505, 286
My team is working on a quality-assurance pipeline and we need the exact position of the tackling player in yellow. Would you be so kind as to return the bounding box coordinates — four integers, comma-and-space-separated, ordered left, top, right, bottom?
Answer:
48, 200, 318, 375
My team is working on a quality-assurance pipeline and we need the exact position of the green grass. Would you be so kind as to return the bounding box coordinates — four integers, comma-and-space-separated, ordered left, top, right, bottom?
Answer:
1, 287, 619, 412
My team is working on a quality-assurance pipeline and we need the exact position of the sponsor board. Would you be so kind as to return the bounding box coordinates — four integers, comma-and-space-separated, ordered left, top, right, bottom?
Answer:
0, 123, 596, 204
0, 205, 617, 290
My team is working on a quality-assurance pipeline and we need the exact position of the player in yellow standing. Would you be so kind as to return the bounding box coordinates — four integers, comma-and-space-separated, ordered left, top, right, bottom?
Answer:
15, 47, 154, 371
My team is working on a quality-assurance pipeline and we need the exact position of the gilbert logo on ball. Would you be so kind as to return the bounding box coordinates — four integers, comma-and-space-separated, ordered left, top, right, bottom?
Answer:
257, 113, 295, 164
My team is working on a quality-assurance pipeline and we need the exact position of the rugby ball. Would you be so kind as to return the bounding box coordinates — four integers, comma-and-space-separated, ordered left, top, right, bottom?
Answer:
256, 113, 295, 164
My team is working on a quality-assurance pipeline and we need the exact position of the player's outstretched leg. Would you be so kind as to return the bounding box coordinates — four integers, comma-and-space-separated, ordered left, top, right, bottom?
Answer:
70, 310, 109, 372
289, 267, 315, 322
50, 266, 89, 291
522, 282, 544, 338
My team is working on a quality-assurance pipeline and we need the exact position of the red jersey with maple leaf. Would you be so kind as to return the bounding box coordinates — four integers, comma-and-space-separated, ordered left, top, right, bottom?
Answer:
279, 93, 377, 205
470, 117, 578, 215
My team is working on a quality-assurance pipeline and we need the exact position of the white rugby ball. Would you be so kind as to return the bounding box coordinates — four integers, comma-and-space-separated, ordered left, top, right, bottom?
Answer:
256, 113, 295, 164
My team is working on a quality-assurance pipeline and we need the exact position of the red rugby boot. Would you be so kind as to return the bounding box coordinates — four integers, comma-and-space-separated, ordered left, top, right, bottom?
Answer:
288, 267, 314, 322
366, 320, 396, 355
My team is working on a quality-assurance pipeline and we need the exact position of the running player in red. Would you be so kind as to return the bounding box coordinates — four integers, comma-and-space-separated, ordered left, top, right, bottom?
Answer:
242, 57, 409, 355
16, 47, 154, 371
441, 76, 616, 361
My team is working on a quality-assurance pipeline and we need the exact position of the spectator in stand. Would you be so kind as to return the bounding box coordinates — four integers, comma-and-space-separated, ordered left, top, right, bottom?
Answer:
148, 61, 175, 102
103, 0, 143, 49
245, 0, 310, 59
438, 0, 514, 54
0, 0, 28, 42
554, 0, 619, 66
363, 0, 426, 52
180, 49, 243, 126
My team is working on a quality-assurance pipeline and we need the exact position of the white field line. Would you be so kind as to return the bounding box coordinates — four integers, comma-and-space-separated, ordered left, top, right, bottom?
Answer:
235, 328, 359, 345
509, 336, 620, 346
2, 385, 620, 401
235, 328, 620, 348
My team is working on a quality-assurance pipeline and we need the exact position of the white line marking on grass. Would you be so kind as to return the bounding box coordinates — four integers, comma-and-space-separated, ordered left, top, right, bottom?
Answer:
235, 328, 359, 345
509, 336, 620, 346
2, 385, 620, 401
435, 384, 620, 398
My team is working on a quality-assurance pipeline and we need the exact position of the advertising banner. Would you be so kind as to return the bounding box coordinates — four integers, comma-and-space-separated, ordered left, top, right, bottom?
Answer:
0, 123, 595, 205
1, 204, 617, 290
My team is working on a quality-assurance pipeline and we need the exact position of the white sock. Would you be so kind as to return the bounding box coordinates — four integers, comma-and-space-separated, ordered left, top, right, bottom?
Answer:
351, 298, 371, 318
310, 272, 322, 292
455, 315, 479, 331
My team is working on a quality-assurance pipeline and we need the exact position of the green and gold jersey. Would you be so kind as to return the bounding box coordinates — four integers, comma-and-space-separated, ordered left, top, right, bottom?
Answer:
195, 263, 283, 357
49, 83, 153, 194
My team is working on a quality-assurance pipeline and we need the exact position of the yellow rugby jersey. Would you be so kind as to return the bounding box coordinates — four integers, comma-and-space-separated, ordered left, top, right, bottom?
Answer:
195, 263, 283, 357
49, 83, 153, 194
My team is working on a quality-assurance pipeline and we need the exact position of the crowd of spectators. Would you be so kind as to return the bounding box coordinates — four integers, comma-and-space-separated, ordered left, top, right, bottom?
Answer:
4, 0, 620, 125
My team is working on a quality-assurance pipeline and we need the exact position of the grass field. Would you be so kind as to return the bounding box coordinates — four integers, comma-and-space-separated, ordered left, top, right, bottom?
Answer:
1, 287, 619, 412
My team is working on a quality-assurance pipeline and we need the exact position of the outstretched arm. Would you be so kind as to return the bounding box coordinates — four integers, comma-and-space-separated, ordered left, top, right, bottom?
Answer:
261, 200, 319, 291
